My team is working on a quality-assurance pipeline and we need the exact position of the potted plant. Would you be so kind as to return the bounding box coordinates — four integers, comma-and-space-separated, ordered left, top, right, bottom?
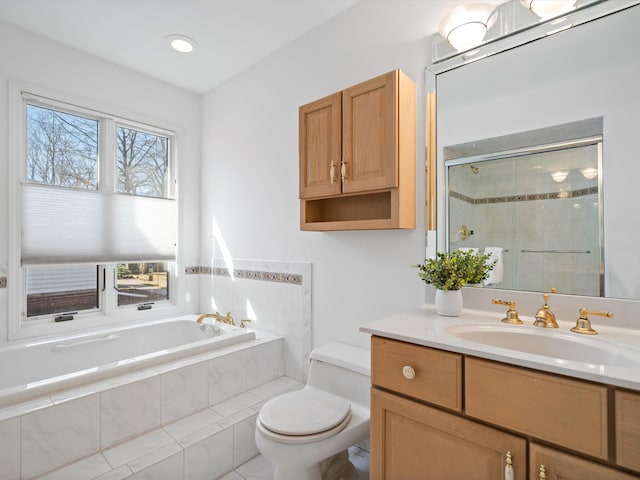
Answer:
467, 251, 497, 285
414, 250, 495, 316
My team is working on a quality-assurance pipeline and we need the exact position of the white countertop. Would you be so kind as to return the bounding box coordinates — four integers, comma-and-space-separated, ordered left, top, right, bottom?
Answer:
359, 305, 640, 391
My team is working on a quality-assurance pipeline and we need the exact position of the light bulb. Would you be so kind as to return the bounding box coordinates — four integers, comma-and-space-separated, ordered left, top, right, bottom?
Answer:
580, 167, 598, 180
551, 171, 568, 183
521, 0, 576, 20
167, 34, 198, 54
439, 3, 496, 52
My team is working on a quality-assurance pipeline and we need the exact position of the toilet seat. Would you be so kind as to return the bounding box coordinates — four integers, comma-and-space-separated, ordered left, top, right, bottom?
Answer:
257, 388, 352, 445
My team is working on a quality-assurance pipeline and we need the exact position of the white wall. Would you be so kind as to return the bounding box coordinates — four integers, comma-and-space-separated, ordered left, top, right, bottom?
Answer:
199, 1, 443, 349
0, 20, 202, 344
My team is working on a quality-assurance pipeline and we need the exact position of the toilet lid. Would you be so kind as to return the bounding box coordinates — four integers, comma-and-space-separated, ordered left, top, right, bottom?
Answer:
259, 388, 351, 436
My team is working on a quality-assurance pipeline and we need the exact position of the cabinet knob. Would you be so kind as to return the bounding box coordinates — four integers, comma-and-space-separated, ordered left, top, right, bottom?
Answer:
341, 161, 347, 181
402, 365, 415, 379
505, 451, 514, 480
538, 464, 546, 480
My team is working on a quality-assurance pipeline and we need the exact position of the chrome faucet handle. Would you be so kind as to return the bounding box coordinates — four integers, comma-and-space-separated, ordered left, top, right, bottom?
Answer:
533, 288, 558, 328
492, 299, 523, 325
571, 308, 613, 335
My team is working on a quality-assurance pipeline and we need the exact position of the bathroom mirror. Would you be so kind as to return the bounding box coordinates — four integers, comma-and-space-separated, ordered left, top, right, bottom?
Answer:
432, 3, 640, 300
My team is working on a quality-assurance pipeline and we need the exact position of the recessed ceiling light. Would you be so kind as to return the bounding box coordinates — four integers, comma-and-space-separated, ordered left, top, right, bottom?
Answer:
167, 34, 198, 54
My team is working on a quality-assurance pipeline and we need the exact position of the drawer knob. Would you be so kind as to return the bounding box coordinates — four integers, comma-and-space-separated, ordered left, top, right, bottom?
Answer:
402, 365, 416, 379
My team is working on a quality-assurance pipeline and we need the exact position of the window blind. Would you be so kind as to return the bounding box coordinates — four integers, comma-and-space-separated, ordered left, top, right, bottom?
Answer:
22, 183, 176, 265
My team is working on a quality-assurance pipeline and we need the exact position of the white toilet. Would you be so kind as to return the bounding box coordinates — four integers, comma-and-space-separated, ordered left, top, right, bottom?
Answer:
255, 342, 371, 480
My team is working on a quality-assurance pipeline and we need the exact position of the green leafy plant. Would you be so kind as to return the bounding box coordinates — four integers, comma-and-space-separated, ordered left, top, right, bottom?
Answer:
413, 250, 496, 291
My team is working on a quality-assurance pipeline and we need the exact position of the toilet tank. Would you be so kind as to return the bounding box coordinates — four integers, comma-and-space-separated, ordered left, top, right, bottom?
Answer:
307, 343, 371, 408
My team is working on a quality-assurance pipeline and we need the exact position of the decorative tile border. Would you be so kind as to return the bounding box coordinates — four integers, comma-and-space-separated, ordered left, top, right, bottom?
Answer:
184, 266, 303, 286
450, 186, 597, 205
0, 277, 6, 289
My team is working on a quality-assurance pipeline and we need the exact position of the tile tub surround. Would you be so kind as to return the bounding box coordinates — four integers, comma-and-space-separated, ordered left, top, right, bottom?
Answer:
0, 334, 286, 479
196, 259, 312, 383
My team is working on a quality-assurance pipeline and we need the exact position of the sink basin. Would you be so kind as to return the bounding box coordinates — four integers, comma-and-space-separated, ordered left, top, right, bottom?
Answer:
445, 324, 640, 367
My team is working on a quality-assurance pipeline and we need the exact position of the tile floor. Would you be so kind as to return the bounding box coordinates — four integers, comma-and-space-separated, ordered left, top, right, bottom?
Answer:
221, 446, 370, 480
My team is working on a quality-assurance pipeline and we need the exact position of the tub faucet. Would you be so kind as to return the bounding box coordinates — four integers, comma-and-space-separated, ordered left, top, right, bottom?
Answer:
196, 312, 235, 325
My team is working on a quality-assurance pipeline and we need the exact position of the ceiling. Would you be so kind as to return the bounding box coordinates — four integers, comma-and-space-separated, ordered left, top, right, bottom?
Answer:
0, 0, 360, 94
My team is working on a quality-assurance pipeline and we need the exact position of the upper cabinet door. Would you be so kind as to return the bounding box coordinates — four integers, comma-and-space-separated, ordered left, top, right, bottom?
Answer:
342, 70, 398, 194
299, 92, 342, 199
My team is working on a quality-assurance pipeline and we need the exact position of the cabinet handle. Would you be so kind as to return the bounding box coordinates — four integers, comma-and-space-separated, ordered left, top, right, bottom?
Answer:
341, 161, 347, 181
505, 451, 514, 480
402, 365, 415, 379
330, 161, 336, 185
538, 464, 546, 480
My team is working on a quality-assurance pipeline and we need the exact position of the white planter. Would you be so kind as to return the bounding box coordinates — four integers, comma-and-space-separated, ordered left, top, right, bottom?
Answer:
435, 289, 463, 317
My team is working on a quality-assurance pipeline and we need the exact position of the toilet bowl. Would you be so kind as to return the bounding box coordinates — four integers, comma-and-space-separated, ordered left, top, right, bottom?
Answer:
255, 342, 371, 480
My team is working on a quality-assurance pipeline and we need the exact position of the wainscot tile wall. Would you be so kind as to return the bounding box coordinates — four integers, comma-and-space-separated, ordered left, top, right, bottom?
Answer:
0, 334, 299, 479
194, 259, 312, 382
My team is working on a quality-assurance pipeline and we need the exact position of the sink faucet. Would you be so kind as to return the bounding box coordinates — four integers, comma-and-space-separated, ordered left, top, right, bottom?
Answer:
533, 290, 558, 328
491, 299, 523, 325
196, 312, 234, 325
571, 308, 614, 335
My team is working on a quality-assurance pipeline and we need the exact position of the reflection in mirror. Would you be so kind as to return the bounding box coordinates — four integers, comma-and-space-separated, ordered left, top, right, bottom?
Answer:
433, 4, 640, 300
446, 133, 602, 296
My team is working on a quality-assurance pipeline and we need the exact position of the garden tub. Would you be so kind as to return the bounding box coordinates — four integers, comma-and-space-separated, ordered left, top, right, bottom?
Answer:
0, 315, 255, 407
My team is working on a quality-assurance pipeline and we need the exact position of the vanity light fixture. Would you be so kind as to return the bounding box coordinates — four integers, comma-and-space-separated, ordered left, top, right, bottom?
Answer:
438, 3, 497, 52
521, 0, 576, 20
551, 170, 569, 182
580, 167, 598, 179
167, 34, 198, 54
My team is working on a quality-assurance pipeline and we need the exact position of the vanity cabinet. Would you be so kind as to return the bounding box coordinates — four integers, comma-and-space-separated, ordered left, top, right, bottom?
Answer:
299, 69, 415, 231
370, 335, 640, 479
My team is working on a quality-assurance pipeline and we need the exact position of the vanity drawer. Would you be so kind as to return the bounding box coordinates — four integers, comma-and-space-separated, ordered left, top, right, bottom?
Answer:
615, 389, 640, 472
465, 357, 608, 460
371, 336, 462, 411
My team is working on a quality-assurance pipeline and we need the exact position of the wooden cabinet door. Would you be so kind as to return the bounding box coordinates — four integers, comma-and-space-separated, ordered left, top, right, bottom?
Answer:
342, 70, 398, 194
299, 91, 342, 199
616, 389, 640, 473
530, 443, 639, 480
371, 388, 527, 480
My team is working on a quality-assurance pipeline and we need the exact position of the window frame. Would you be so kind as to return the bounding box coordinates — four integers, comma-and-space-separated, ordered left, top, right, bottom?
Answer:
8, 80, 185, 340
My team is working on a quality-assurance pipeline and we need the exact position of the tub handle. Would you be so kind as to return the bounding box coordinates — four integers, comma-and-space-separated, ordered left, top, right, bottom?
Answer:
51, 333, 118, 352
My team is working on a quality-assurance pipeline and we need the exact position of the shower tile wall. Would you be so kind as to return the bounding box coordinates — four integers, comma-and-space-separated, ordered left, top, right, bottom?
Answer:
451, 166, 600, 296
196, 259, 311, 382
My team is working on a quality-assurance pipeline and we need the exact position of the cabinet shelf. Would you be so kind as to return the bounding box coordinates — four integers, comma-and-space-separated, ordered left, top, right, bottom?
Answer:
300, 189, 414, 231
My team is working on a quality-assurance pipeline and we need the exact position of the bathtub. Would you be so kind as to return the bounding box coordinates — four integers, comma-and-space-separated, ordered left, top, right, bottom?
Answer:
0, 315, 256, 408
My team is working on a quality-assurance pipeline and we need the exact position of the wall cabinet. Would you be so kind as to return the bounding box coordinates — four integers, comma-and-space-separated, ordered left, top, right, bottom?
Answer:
299, 69, 415, 230
370, 335, 640, 479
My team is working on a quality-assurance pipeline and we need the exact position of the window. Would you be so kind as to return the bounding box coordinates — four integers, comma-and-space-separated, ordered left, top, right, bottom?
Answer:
116, 262, 170, 307
14, 90, 178, 331
26, 104, 99, 189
